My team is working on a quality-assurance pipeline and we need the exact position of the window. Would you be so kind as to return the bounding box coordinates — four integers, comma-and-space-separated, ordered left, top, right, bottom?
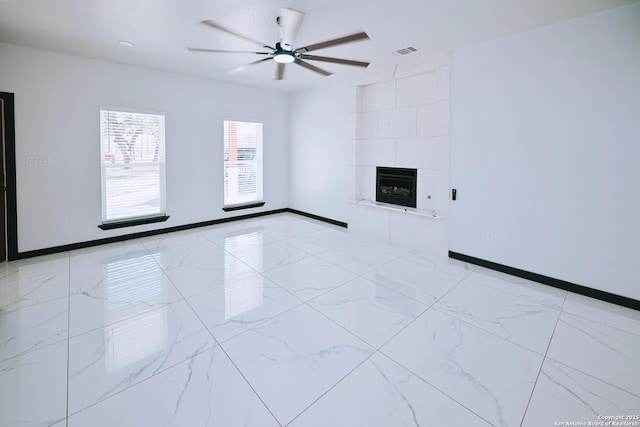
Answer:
100, 109, 166, 224
223, 120, 263, 207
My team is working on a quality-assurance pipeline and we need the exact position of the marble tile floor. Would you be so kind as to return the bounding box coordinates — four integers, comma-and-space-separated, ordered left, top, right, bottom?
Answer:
1, 212, 639, 426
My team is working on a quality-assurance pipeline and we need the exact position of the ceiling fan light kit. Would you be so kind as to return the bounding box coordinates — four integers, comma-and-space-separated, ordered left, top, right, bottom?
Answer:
187, 7, 370, 80
273, 43, 296, 63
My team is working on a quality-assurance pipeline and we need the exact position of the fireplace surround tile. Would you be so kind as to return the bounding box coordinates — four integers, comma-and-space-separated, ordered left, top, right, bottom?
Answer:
396, 72, 437, 107
361, 80, 396, 112
378, 107, 417, 139
417, 103, 438, 137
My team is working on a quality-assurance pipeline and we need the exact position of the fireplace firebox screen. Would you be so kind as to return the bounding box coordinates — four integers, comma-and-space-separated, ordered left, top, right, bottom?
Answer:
376, 167, 417, 208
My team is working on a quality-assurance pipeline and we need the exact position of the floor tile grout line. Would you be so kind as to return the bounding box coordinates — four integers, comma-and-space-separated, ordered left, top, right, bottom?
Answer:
62, 341, 219, 420
0, 263, 73, 327
389, 251, 470, 275
66, 253, 71, 427
288, 277, 490, 425
260, 252, 365, 298
541, 354, 640, 400
203, 285, 378, 426
360, 254, 634, 367
378, 248, 472, 280
186, 263, 309, 344
301, 292, 380, 350
0, 293, 72, 363
429, 305, 551, 358
463, 275, 567, 311
155, 245, 315, 424
291, 273, 362, 302
65, 248, 221, 420
231, 246, 315, 273
376, 294, 556, 421
424, 268, 468, 302
229, 288, 380, 426
150, 249, 233, 354
377, 348, 495, 426
66, 295, 219, 416
303, 273, 442, 352
255, 249, 476, 366
214, 300, 307, 346
66, 298, 180, 341
370, 301, 440, 350
542, 304, 640, 399
0, 292, 71, 318
283, 349, 379, 426
146, 233, 317, 349
340, 252, 470, 309
314, 244, 409, 274
262, 253, 358, 298
518, 291, 568, 427
556, 308, 640, 339
314, 270, 433, 310
214, 341, 284, 427
0, 264, 72, 287
422, 264, 560, 358
0, 337, 68, 364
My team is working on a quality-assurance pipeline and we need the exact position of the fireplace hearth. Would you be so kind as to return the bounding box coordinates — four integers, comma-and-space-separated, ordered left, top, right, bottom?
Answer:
376, 167, 417, 208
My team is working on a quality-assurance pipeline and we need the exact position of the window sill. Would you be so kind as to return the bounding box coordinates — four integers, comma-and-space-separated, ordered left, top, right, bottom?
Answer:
99, 215, 170, 230
222, 201, 265, 212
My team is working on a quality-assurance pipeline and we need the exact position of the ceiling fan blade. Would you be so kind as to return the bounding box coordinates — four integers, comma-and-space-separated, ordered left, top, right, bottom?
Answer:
227, 57, 273, 74
278, 8, 305, 48
297, 32, 370, 53
187, 47, 271, 55
294, 59, 332, 77
275, 63, 285, 80
200, 20, 273, 50
299, 55, 369, 68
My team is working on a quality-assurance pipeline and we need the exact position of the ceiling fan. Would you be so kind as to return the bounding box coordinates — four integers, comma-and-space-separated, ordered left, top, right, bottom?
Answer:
187, 8, 370, 80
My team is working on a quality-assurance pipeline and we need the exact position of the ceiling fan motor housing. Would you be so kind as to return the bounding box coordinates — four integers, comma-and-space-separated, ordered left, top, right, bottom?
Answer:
275, 42, 294, 52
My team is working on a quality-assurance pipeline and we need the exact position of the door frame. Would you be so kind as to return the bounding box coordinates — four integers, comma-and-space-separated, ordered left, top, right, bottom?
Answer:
0, 92, 18, 261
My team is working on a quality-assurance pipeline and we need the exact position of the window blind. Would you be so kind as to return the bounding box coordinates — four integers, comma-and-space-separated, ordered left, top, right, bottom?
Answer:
223, 120, 263, 207
100, 109, 166, 223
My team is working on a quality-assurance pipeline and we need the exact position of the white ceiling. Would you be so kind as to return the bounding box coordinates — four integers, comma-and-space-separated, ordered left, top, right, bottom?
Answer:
1, 0, 637, 92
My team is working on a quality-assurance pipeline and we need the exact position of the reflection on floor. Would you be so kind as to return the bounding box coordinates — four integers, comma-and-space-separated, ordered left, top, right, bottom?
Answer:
1, 212, 639, 426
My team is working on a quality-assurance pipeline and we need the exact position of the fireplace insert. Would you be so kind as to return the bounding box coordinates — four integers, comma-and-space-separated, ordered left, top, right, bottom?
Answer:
376, 167, 417, 208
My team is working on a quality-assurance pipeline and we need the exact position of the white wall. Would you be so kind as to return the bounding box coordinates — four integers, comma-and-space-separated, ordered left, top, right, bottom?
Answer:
288, 81, 353, 223
0, 43, 289, 253
450, 3, 640, 300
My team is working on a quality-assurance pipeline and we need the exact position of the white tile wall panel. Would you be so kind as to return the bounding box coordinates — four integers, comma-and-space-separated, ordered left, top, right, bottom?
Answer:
378, 107, 417, 138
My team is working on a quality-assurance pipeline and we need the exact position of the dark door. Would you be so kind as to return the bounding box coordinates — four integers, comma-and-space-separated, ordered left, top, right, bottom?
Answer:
1, 92, 17, 261
0, 98, 5, 261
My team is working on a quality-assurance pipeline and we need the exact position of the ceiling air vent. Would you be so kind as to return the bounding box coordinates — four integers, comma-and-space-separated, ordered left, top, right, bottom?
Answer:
392, 46, 418, 56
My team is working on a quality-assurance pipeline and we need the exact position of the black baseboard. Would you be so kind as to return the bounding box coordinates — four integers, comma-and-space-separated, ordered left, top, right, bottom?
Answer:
286, 208, 348, 228
11, 208, 287, 260
9, 208, 347, 261
449, 251, 640, 312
